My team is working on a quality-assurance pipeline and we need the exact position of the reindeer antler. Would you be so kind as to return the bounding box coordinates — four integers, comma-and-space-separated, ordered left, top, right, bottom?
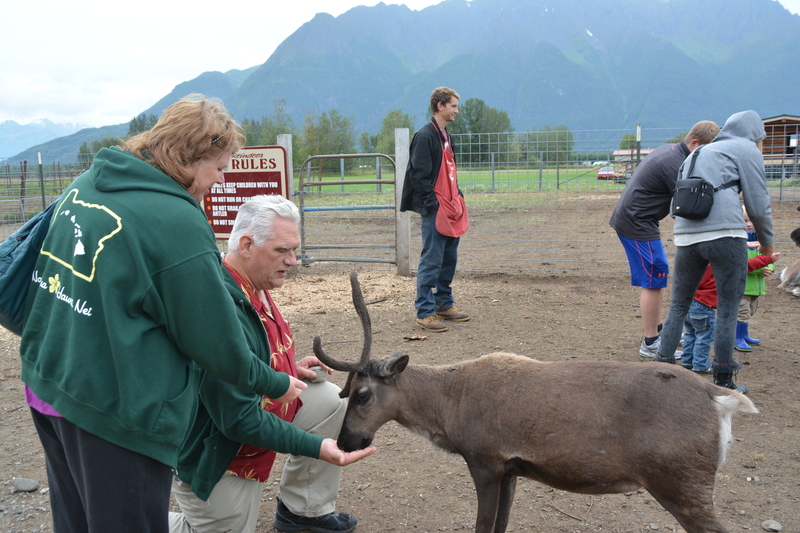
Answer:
313, 271, 372, 375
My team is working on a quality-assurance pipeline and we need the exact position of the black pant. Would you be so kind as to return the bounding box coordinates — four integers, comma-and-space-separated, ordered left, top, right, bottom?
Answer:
658, 237, 747, 372
31, 409, 172, 533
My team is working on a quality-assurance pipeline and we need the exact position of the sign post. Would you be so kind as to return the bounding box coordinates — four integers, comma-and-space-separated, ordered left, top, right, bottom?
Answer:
203, 146, 290, 239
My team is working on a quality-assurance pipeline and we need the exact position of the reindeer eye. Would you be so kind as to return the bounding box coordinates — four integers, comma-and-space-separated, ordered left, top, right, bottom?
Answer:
355, 387, 371, 404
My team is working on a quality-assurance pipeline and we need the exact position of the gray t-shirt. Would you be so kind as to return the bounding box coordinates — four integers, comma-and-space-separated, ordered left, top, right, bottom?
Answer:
609, 142, 690, 241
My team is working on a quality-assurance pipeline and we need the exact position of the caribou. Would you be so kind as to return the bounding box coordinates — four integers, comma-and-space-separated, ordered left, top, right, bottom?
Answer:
776, 205, 800, 296
316, 272, 758, 533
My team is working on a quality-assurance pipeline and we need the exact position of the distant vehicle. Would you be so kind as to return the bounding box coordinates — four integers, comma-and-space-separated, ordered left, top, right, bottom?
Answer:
614, 167, 634, 183
597, 166, 616, 180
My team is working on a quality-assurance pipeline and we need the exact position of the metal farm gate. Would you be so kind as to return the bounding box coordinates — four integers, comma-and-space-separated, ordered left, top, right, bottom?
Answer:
295, 154, 403, 272
296, 147, 411, 276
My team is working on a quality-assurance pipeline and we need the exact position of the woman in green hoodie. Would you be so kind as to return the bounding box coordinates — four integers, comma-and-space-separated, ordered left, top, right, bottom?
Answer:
20, 95, 309, 532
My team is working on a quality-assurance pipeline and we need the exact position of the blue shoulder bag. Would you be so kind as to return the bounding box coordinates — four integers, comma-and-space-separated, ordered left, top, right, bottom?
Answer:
0, 197, 60, 335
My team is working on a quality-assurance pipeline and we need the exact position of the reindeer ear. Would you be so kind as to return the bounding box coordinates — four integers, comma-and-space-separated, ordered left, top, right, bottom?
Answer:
338, 373, 355, 399
791, 226, 800, 246
376, 352, 409, 377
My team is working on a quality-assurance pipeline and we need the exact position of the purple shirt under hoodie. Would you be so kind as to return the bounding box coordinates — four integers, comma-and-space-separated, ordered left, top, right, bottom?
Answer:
25, 385, 61, 417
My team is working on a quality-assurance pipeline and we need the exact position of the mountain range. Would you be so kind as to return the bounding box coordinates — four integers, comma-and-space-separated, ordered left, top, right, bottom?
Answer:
7, 0, 800, 162
1, 119, 89, 158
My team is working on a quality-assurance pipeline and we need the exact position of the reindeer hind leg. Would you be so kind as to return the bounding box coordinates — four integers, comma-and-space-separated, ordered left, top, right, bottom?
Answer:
647, 485, 729, 533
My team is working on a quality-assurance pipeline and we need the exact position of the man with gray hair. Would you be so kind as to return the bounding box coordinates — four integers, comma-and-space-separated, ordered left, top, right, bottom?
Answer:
169, 195, 372, 533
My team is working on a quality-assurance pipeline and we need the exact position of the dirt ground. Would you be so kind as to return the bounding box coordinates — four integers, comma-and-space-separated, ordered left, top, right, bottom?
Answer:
1, 270, 798, 533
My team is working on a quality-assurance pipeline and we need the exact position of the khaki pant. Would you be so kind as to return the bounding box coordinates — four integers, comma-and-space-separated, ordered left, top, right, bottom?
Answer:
169, 380, 348, 533
738, 294, 760, 322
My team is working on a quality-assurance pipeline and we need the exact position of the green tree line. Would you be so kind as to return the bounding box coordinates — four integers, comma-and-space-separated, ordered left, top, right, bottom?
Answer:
77, 100, 588, 169
76, 112, 158, 166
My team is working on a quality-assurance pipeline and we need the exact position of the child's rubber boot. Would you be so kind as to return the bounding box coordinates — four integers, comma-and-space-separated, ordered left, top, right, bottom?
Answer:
734, 321, 752, 352
743, 322, 761, 345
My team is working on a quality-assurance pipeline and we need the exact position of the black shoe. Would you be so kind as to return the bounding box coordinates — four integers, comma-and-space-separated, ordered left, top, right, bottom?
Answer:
273, 498, 357, 533
714, 372, 748, 394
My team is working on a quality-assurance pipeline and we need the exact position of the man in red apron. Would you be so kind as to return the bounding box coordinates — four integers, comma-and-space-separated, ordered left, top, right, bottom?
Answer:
400, 87, 470, 333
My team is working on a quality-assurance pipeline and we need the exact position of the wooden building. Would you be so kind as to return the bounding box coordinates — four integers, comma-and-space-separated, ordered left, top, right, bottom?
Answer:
762, 115, 800, 179
762, 115, 800, 157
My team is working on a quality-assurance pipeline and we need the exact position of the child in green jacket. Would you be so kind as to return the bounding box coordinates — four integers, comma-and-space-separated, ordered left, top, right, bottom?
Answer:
737, 206, 780, 351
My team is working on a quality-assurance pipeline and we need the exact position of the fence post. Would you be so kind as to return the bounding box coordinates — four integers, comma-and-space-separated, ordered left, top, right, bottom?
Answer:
38, 152, 46, 210
491, 152, 496, 192
277, 134, 294, 198
538, 154, 543, 191
340, 158, 345, 194
636, 124, 642, 165
395, 128, 411, 276
556, 160, 560, 189
19, 160, 27, 218
376, 156, 382, 193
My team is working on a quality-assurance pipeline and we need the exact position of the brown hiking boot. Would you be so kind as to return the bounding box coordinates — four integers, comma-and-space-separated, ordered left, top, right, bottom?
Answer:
416, 316, 448, 332
436, 306, 471, 322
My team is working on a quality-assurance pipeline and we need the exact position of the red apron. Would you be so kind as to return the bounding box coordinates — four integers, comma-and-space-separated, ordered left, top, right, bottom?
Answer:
433, 122, 469, 237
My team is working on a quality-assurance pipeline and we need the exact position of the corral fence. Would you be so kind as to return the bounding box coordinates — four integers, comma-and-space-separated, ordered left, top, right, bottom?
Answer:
297, 152, 407, 273
291, 127, 799, 276
2, 127, 798, 277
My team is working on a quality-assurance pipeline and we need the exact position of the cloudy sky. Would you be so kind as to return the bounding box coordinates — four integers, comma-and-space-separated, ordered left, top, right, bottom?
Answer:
2, 0, 798, 128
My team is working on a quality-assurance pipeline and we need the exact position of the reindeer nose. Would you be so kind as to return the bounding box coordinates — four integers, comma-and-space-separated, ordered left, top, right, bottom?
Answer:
337, 433, 372, 452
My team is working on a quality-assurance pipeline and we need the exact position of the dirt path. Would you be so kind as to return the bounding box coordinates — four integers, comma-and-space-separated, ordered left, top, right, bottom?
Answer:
2, 271, 798, 532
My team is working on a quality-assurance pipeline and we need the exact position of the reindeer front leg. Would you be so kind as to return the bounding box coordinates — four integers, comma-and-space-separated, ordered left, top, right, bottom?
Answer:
467, 462, 505, 533
493, 472, 517, 533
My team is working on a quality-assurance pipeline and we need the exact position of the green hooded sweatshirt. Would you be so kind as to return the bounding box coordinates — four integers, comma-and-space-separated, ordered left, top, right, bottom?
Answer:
21, 147, 290, 468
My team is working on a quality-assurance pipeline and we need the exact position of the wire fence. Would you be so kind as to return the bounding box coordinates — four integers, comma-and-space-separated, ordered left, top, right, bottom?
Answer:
296, 127, 800, 275
2, 128, 799, 277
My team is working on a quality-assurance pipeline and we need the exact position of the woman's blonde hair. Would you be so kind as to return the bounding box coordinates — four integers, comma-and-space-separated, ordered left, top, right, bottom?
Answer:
123, 94, 245, 190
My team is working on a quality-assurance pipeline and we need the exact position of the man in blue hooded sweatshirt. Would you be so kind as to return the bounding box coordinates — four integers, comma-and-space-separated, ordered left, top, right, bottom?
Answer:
655, 110, 774, 394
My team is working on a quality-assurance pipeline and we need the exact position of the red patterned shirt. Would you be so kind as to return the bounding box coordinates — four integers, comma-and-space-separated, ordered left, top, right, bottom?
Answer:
224, 259, 301, 482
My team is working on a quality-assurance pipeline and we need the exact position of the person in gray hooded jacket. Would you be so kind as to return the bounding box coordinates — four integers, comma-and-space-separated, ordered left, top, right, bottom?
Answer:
655, 110, 774, 394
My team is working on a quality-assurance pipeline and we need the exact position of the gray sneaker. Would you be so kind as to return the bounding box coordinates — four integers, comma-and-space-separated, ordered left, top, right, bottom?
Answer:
639, 337, 683, 359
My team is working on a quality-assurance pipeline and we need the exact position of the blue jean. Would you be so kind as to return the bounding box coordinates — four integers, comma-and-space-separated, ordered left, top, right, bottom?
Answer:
658, 237, 747, 372
682, 299, 716, 371
415, 212, 460, 318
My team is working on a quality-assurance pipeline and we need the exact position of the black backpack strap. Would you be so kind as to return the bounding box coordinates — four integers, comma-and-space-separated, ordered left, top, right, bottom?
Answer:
679, 146, 702, 179
681, 146, 739, 192
714, 179, 740, 192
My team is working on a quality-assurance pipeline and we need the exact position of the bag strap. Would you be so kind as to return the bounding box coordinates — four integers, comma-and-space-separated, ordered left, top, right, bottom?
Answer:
713, 179, 740, 192
683, 145, 702, 178
680, 146, 740, 192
